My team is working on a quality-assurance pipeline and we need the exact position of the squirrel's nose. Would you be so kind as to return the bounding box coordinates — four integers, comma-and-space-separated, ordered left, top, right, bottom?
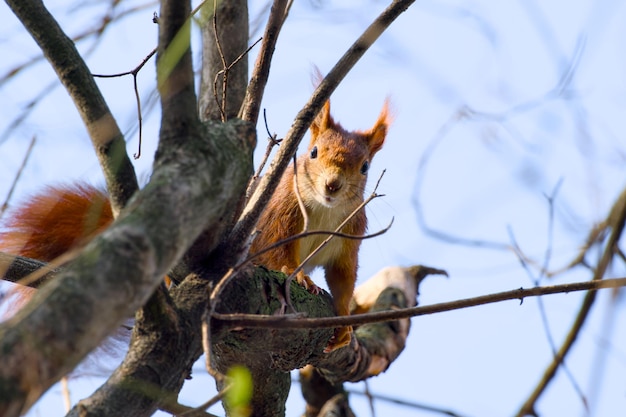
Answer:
325, 178, 343, 194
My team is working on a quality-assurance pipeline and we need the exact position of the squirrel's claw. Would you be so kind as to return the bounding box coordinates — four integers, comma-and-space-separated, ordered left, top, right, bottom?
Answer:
295, 270, 322, 295
280, 267, 322, 295
323, 325, 353, 353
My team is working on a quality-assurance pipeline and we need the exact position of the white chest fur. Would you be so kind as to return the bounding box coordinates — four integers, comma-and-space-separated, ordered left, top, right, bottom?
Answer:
298, 202, 353, 273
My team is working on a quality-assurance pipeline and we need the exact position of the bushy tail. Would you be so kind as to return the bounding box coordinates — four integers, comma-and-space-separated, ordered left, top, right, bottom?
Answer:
0, 183, 112, 312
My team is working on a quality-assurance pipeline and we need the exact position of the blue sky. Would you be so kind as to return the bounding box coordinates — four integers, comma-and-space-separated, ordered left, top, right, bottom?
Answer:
2, 0, 626, 416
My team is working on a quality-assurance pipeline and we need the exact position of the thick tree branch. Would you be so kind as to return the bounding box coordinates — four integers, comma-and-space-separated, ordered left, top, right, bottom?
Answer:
5, 0, 138, 215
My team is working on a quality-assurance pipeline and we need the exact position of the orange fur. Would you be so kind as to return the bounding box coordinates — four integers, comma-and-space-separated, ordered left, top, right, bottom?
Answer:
0, 184, 112, 262
250, 99, 391, 352
0, 184, 113, 312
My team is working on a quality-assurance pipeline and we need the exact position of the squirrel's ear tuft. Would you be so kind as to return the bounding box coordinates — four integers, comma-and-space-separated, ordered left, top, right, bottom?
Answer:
365, 98, 392, 156
310, 100, 335, 138
310, 67, 338, 138
311, 65, 324, 87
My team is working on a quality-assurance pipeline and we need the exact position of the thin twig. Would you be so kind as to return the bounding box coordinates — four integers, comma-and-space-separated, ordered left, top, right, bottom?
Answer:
246, 220, 394, 267
209, 0, 262, 122
292, 155, 310, 233
177, 384, 231, 416
412, 38, 587, 255
93, 47, 157, 159
206, 220, 393, 318
547, 221, 608, 277
211, 0, 227, 122
535, 181, 587, 409
258, 108, 283, 175
212, 277, 626, 329
244, 108, 283, 201
344, 387, 472, 417
363, 380, 376, 417
0, 80, 56, 145
0, 135, 36, 218
212, 36, 263, 122
61, 376, 71, 412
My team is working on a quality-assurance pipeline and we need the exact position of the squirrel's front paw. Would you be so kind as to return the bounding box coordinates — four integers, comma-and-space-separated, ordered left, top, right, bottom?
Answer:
293, 270, 321, 295
323, 325, 353, 353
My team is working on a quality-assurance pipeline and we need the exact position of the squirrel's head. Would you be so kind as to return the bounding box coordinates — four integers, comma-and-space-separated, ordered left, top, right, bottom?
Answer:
301, 99, 391, 208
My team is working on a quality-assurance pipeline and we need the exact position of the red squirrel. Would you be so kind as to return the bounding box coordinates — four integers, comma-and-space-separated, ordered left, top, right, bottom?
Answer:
250, 99, 390, 352
0, 99, 390, 354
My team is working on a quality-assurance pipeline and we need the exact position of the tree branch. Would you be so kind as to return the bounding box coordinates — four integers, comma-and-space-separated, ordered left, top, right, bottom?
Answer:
212, 277, 626, 329
0, 252, 59, 289
239, 0, 290, 124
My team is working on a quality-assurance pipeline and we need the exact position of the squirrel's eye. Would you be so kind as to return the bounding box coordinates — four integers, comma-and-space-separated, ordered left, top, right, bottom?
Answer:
310, 146, 318, 159
360, 160, 370, 174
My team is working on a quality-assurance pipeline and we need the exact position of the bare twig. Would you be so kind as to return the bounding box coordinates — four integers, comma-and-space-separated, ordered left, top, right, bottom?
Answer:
246, 220, 394, 268
176, 384, 230, 417
212, 37, 263, 122
293, 156, 310, 233
155, 388, 221, 417
548, 221, 608, 277
0, 135, 36, 218
363, 380, 376, 417
212, 277, 626, 329
93, 47, 158, 159
60, 377, 71, 412
244, 108, 283, 201
412, 109, 514, 251
0, 81, 56, 145
344, 387, 472, 417
211, 0, 228, 121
